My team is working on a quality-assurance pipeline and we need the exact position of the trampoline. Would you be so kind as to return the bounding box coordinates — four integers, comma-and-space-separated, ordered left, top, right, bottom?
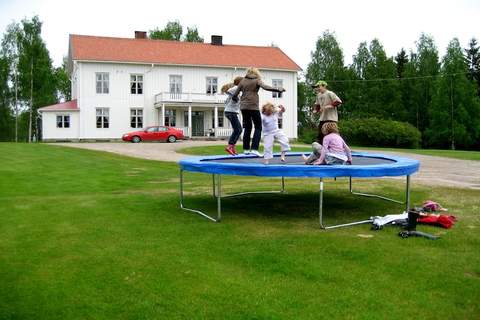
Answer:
179, 152, 420, 229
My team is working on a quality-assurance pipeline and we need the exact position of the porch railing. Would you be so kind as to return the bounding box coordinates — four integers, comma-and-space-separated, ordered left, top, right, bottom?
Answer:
214, 128, 233, 137
155, 92, 227, 104
174, 127, 190, 137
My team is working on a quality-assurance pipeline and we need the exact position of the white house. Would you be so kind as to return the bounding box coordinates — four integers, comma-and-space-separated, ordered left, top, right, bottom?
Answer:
39, 32, 301, 141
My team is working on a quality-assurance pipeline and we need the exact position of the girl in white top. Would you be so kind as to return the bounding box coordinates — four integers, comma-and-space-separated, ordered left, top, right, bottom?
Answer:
261, 102, 291, 164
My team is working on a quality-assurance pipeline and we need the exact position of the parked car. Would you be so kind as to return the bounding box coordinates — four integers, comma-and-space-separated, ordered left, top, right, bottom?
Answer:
122, 126, 184, 143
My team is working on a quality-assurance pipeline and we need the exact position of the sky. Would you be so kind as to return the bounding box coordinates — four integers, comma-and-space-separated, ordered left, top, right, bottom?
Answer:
1, 0, 479, 72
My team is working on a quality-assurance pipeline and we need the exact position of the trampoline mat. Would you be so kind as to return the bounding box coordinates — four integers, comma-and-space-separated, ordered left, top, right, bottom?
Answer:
202, 155, 396, 166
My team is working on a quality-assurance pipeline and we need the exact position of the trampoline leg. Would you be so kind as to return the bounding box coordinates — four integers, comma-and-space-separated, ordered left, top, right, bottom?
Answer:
281, 176, 285, 193
217, 175, 222, 221
212, 174, 216, 198
319, 178, 325, 228
179, 169, 220, 222
405, 175, 411, 212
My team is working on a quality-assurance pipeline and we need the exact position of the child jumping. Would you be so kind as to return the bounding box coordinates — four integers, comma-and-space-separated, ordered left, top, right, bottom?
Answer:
222, 76, 243, 155
261, 103, 291, 164
303, 122, 352, 165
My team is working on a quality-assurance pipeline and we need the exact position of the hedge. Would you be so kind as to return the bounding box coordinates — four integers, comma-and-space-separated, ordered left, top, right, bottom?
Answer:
299, 118, 421, 148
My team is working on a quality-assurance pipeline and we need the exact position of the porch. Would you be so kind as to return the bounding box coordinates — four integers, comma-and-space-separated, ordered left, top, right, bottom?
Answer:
154, 92, 234, 138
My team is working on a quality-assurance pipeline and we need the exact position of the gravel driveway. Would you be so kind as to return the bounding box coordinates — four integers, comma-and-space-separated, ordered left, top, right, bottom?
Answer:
55, 141, 480, 190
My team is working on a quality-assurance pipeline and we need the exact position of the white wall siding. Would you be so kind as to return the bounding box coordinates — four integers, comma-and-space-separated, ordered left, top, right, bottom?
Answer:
41, 112, 80, 140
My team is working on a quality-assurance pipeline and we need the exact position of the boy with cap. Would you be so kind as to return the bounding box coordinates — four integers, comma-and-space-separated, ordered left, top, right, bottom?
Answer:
312, 80, 342, 143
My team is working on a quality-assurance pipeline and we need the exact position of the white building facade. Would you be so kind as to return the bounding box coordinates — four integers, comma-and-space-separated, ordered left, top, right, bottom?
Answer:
39, 34, 301, 141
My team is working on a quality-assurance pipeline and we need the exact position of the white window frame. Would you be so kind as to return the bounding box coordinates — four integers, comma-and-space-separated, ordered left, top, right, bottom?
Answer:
130, 74, 143, 94
96, 72, 109, 94
130, 108, 143, 128
96, 108, 109, 128
169, 75, 182, 98
56, 114, 70, 128
206, 77, 218, 95
272, 79, 283, 98
165, 109, 176, 127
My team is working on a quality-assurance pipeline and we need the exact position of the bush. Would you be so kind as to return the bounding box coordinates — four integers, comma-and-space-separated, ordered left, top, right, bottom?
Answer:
299, 118, 421, 148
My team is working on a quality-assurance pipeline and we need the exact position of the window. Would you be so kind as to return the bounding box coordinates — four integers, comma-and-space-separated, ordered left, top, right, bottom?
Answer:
165, 109, 176, 127
169, 75, 182, 98
206, 77, 218, 95
130, 74, 143, 94
130, 108, 143, 128
272, 79, 283, 98
96, 73, 109, 94
56, 115, 70, 128
146, 127, 158, 133
96, 108, 109, 128
212, 110, 224, 128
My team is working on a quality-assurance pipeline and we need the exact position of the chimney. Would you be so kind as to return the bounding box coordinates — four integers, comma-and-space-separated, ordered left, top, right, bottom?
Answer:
135, 31, 147, 39
211, 35, 223, 46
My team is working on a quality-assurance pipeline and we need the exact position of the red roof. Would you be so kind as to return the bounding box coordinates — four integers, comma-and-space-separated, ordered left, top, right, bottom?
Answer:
69, 35, 302, 71
38, 100, 78, 112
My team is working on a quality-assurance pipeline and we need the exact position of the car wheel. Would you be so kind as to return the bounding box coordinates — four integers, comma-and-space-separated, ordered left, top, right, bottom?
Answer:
132, 136, 141, 143
167, 135, 176, 143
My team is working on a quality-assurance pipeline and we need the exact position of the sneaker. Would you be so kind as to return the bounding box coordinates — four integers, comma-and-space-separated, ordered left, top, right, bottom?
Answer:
231, 145, 238, 155
243, 150, 252, 155
250, 150, 263, 157
225, 145, 236, 156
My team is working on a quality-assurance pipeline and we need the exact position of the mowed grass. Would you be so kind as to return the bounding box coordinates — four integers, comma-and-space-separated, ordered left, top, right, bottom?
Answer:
0, 143, 479, 320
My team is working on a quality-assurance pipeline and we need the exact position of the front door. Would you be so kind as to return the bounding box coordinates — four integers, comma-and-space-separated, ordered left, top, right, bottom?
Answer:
192, 111, 204, 136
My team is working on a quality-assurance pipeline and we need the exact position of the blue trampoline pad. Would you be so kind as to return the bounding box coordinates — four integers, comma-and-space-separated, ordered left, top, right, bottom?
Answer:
179, 152, 420, 178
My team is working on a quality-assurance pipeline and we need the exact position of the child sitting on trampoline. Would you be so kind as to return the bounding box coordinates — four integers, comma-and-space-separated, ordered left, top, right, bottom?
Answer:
303, 122, 352, 165
261, 102, 291, 164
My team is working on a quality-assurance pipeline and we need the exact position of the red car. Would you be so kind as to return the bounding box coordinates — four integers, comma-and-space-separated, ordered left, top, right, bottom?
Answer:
122, 126, 184, 143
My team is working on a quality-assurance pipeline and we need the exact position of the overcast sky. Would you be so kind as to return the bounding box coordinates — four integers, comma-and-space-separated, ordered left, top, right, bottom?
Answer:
1, 0, 479, 72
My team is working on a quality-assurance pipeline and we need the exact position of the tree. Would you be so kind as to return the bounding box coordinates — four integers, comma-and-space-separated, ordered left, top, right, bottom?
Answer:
55, 56, 71, 101
1, 21, 21, 141
149, 21, 183, 41
0, 55, 13, 141
426, 38, 480, 149
16, 16, 57, 142
395, 48, 408, 79
184, 26, 204, 43
465, 38, 480, 94
414, 33, 440, 134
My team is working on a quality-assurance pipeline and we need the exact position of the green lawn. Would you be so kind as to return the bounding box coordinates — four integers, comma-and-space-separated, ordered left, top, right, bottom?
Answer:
1, 143, 479, 319
178, 144, 480, 161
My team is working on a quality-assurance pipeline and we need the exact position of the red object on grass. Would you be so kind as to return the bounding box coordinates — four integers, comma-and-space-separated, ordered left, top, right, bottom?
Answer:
122, 126, 184, 143
417, 215, 457, 229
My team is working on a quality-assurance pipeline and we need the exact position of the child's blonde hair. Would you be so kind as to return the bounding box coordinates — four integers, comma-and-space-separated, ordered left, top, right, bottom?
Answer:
246, 67, 261, 79
221, 77, 243, 93
221, 83, 234, 93
321, 122, 339, 135
262, 102, 275, 114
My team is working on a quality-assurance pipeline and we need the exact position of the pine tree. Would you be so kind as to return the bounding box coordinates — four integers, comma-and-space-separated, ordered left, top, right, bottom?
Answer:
395, 48, 408, 79
426, 38, 480, 149
465, 38, 480, 95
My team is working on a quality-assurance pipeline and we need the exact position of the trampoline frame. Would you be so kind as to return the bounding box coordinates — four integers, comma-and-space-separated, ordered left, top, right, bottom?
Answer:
179, 152, 416, 229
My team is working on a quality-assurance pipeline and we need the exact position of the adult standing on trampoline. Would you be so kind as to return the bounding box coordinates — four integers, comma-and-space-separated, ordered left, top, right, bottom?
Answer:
231, 67, 285, 156
312, 80, 342, 143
